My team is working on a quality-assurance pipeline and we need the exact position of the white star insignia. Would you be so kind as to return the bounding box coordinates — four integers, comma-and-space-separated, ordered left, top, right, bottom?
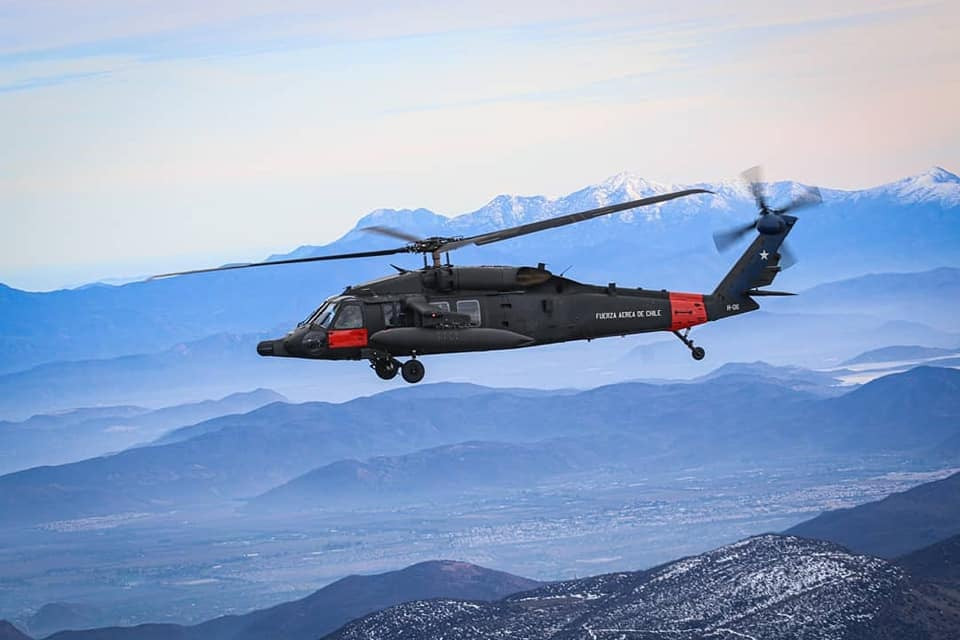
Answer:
759, 250, 769, 261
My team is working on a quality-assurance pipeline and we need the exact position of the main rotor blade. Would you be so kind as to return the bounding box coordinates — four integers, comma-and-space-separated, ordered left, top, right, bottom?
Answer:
712, 220, 757, 252
437, 188, 712, 253
777, 185, 822, 213
150, 247, 409, 280
742, 165, 768, 213
359, 225, 424, 243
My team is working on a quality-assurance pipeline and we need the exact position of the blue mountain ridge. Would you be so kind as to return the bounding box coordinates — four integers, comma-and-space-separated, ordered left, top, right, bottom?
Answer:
0, 389, 286, 475
20, 561, 539, 640
1, 366, 957, 527
787, 471, 960, 558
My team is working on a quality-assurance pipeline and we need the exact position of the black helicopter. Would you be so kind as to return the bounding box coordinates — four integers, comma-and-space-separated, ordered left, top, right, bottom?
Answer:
155, 168, 821, 383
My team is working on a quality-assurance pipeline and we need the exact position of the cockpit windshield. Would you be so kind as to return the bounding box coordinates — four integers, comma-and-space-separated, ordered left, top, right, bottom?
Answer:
300, 301, 334, 327
312, 303, 338, 328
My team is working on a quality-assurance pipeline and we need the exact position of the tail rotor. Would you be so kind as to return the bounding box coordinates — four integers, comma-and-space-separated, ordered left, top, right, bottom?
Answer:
711, 166, 822, 268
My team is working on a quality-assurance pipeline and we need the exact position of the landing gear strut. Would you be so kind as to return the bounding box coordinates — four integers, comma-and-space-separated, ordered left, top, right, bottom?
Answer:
401, 358, 425, 384
673, 329, 706, 361
369, 353, 426, 383
371, 356, 400, 380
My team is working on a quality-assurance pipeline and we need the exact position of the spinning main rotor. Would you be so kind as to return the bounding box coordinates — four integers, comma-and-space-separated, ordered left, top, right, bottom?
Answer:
151, 189, 711, 279
151, 168, 823, 281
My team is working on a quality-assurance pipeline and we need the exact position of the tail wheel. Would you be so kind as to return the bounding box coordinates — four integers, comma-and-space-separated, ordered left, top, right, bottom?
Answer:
401, 359, 425, 384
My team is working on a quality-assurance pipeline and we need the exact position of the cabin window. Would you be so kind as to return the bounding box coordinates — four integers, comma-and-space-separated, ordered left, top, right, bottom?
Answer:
430, 301, 450, 313
382, 302, 396, 327
384, 302, 413, 327
333, 304, 364, 329
456, 300, 482, 327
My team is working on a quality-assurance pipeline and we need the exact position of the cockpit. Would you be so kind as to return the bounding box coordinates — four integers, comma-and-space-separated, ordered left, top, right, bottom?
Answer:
301, 300, 338, 328
299, 297, 365, 331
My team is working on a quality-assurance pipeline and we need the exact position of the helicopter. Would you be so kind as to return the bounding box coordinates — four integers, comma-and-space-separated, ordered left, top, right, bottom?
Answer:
154, 168, 822, 384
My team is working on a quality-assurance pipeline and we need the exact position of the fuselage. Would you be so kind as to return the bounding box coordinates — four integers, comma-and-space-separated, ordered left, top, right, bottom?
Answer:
257, 264, 732, 362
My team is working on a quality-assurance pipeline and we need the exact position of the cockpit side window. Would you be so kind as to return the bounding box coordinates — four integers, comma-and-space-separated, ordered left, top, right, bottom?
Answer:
333, 304, 364, 329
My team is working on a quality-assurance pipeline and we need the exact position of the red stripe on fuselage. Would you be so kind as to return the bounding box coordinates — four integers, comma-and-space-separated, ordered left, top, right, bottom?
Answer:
327, 328, 368, 349
668, 292, 707, 331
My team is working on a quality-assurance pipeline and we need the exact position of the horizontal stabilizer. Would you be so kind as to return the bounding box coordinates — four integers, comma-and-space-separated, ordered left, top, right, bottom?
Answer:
745, 289, 796, 297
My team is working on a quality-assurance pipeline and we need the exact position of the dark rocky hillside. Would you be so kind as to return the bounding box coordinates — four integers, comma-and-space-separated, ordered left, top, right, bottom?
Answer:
327, 535, 960, 640
0, 621, 30, 640
898, 534, 960, 587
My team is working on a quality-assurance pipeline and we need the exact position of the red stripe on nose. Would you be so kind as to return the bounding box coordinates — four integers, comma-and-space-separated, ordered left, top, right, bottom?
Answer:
327, 329, 368, 348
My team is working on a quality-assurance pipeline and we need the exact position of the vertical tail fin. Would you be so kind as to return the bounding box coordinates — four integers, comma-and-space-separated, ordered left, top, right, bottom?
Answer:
711, 215, 797, 316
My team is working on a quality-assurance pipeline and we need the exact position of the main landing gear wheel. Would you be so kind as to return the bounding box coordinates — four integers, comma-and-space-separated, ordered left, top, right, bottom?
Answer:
401, 359, 425, 384
673, 329, 706, 361
373, 358, 400, 380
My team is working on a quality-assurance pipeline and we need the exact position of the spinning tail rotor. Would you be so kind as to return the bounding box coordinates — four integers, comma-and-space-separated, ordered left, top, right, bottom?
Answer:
712, 166, 822, 268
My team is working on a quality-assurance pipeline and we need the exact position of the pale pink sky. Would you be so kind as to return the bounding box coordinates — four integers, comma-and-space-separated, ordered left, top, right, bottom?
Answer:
1, 0, 958, 289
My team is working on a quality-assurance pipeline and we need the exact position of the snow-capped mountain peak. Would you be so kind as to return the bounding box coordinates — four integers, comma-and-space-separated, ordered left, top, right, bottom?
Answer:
329, 534, 927, 640
596, 171, 672, 199
844, 166, 960, 206
288, 167, 960, 271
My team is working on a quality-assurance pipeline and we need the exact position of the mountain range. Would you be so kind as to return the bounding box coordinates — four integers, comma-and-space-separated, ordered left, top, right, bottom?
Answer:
9, 464, 960, 640
2, 366, 958, 527
2, 167, 958, 375
245, 439, 611, 512
24, 561, 538, 640
843, 345, 960, 365
327, 534, 958, 640
786, 471, 960, 558
0, 332, 295, 421
248, 366, 960, 512
0, 389, 285, 474
11, 533, 960, 640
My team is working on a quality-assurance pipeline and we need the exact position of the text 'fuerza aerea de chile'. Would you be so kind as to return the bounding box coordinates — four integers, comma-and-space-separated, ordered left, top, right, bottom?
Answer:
595, 310, 663, 320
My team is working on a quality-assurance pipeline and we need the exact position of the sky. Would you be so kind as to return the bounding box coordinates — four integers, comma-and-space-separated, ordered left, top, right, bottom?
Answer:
1, 0, 958, 290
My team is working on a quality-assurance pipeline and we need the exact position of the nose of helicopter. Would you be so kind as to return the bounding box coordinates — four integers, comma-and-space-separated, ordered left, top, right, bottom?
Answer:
257, 326, 327, 357
256, 338, 287, 357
